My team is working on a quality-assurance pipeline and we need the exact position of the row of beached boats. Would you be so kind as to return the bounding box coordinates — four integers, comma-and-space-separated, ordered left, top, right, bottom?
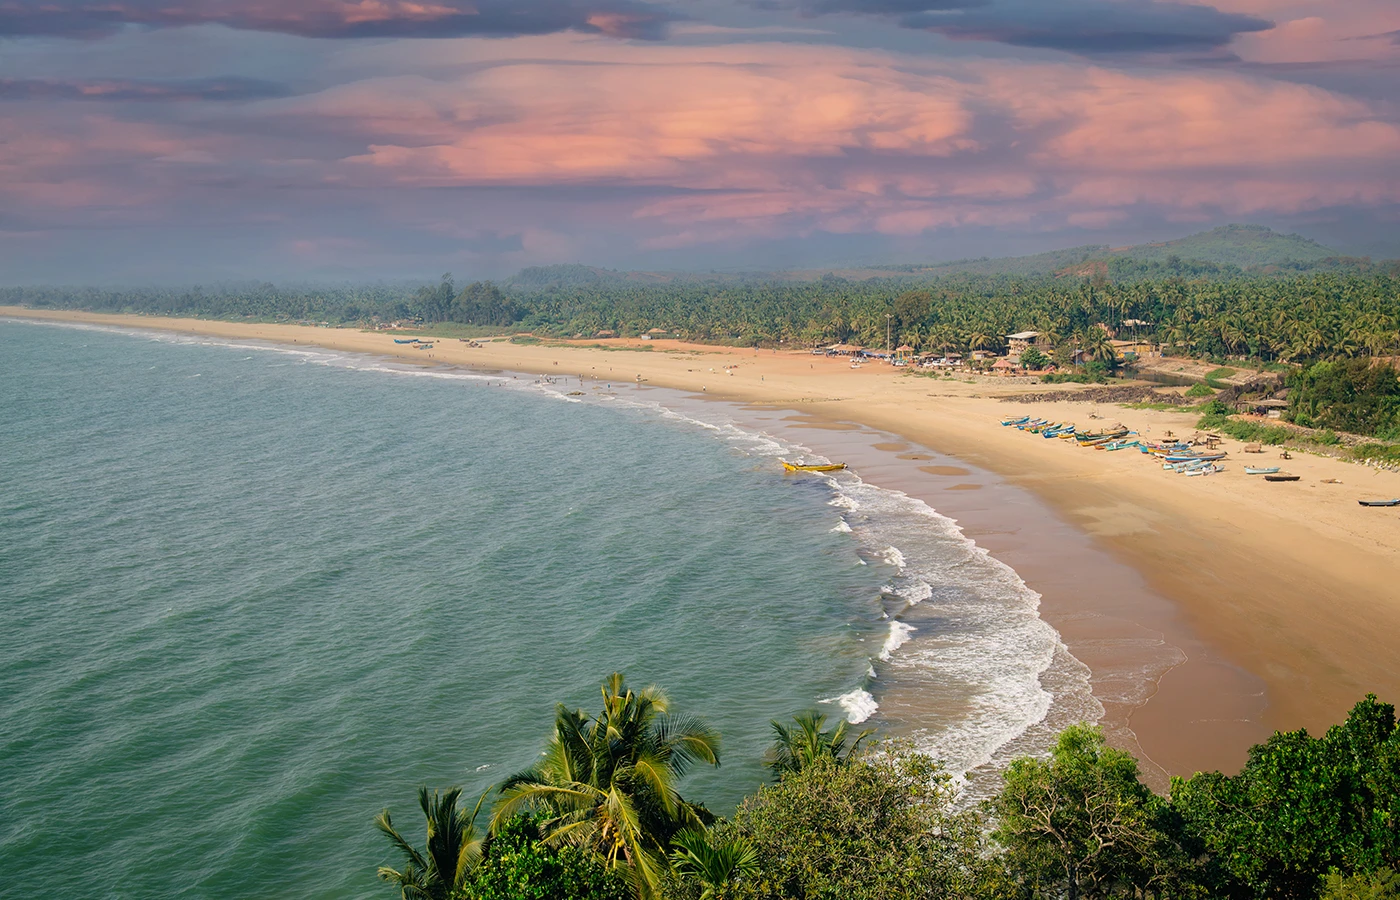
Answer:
392, 337, 436, 349
1000, 415, 1231, 477
1001, 415, 1400, 503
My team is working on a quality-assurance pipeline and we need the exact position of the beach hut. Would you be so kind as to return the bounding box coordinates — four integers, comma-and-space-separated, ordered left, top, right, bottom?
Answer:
893, 344, 915, 365
992, 358, 1019, 376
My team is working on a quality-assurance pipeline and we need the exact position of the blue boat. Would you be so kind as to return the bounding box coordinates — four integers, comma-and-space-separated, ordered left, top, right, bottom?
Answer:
1001, 416, 1031, 426
1162, 452, 1226, 463
393, 338, 418, 344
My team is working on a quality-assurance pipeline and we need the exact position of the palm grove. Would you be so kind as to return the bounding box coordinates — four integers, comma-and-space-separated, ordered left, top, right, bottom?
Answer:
13, 269, 1400, 438
374, 673, 1400, 900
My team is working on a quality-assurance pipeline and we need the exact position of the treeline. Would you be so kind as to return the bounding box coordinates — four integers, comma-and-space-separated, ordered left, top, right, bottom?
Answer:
487, 273, 1400, 367
1287, 359, 1400, 441
1, 282, 429, 323
376, 674, 1400, 900
10, 273, 1398, 369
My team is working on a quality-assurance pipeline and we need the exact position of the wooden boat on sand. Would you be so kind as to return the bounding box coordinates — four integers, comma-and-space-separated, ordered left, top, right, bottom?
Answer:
1244, 466, 1280, 475
1359, 499, 1400, 507
783, 461, 847, 473
1264, 473, 1300, 482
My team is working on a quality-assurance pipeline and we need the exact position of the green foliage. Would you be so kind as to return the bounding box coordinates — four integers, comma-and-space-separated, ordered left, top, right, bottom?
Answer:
727, 747, 987, 899
1170, 695, 1400, 900
1322, 869, 1400, 900
374, 685, 1400, 900
1352, 442, 1400, 464
468, 817, 629, 900
1184, 382, 1215, 398
668, 828, 760, 900
1288, 359, 1400, 438
764, 710, 871, 779
492, 673, 720, 898
1196, 410, 1292, 445
1020, 346, 1049, 370
376, 787, 487, 900
988, 725, 1199, 899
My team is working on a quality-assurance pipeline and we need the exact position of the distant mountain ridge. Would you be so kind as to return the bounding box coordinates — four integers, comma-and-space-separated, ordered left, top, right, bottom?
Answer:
504, 225, 1388, 289
891, 225, 1344, 278
1106, 224, 1337, 267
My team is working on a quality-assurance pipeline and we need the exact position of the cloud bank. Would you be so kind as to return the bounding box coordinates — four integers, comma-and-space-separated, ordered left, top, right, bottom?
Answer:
0, 0, 1397, 278
0, 0, 677, 39
758, 0, 1272, 53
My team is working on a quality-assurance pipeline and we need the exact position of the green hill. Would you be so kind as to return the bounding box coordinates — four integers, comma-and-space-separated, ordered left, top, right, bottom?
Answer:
503, 226, 1370, 288
1107, 224, 1338, 268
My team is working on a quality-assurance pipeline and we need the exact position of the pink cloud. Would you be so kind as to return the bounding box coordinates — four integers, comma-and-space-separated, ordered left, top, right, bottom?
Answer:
3, 32, 1397, 256
275, 37, 1399, 245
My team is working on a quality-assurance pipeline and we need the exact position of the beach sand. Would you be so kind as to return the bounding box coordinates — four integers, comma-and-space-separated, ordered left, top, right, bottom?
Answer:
9, 308, 1400, 781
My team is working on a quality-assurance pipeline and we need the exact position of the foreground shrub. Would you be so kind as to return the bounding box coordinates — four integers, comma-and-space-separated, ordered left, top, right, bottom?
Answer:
989, 725, 1200, 900
726, 746, 987, 899
470, 817, 629, 900
1171, 696, 1400, 900
1322, 869, 1400, 900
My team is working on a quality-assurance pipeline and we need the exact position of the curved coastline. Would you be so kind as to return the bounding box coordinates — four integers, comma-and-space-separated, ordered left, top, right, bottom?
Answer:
8, 307, 1400, 783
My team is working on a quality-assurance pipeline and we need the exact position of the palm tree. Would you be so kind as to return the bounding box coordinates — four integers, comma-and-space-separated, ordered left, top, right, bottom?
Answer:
765, 710, 872, 778
492, 673, 720, 898
668, 829, 759, 900
375, 786, 487, 900
1083, 326, 1116, 366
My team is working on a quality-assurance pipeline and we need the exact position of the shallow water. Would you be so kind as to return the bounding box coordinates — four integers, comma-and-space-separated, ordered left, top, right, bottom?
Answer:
0, 319, 1094, 898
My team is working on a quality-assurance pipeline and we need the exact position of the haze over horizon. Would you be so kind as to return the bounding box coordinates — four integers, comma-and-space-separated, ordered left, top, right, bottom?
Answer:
2, 0, 1398, 283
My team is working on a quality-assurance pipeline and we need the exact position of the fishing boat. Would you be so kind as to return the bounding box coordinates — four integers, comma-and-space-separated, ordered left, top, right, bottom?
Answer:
1161, 452, 1226, 463
1244, 466, 1281, 475
1264, 473, 1300, 482
1102, 439, 1140, 451
1017, 418, 1048, 430
1075, 430, 1128, 444
393, 338, 418, 344
1185, 464, 1223, 477
1043, 424, 1075, 438
1001, 416, 1031, 426
1359, 499, 1400, 507
782, 461, 847, 473
415, 342, 434, 349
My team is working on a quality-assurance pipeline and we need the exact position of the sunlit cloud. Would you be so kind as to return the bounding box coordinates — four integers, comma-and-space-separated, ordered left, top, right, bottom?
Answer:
1, 1, 1398, 278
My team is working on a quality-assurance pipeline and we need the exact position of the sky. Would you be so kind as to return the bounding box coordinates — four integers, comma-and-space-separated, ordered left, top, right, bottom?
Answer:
1, 0, 1398, 282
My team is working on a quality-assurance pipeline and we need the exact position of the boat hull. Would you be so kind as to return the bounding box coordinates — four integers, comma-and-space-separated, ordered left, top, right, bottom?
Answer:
782, 462, 847, 473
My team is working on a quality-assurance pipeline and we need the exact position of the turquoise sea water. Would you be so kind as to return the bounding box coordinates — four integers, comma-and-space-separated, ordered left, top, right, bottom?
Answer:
0, 321, 888, 899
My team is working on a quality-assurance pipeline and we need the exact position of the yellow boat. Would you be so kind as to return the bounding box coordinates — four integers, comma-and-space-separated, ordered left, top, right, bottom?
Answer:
782, 461, 847, 473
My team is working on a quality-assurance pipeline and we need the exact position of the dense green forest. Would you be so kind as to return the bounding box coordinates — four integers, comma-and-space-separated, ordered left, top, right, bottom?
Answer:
8, 270, 1398, 365
374, 674, 1400, 900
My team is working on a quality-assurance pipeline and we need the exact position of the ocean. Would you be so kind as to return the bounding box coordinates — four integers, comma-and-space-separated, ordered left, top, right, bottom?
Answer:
0, 318, 1096, 899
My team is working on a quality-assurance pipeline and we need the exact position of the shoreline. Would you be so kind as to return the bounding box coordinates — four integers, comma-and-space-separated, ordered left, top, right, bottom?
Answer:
9, 307, 1400, 780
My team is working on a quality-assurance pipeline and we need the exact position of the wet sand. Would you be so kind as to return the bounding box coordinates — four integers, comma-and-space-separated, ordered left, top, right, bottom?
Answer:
718, 407, 1266, 787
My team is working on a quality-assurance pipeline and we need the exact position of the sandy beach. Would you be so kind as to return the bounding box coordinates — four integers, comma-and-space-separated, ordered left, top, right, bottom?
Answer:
10, 307, 1400, 782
